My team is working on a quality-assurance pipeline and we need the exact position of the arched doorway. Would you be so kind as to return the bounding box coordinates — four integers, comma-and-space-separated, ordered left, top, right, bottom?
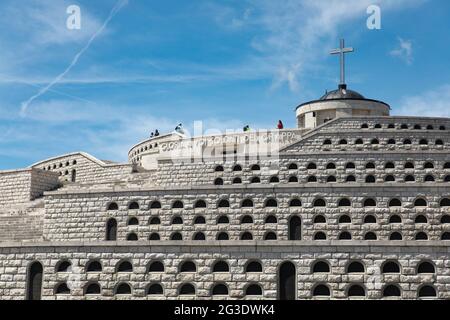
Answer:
26, 261, 43, 300
289, 216, 302, 240
278, 261, 296, 300
106, 218, 117, 241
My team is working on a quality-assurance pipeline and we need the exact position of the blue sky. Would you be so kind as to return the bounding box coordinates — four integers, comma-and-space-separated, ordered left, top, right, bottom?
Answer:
0, 0, 449, 169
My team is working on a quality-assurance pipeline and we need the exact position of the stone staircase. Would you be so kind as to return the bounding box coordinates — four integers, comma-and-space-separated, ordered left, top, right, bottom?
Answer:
0, 199, 45, 242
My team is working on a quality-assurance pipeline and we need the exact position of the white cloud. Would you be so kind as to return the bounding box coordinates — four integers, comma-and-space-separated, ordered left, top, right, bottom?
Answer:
390, 37, 414, 65
208, 0, 426, 92
395, 84, 450, 117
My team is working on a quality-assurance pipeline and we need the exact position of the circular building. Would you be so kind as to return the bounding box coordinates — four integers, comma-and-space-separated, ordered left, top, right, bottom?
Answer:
296, 84, 390, 129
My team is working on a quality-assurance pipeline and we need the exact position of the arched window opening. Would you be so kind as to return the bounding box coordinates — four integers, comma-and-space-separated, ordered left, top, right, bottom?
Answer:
338, 215, 351, 224
264, 232, 277, 240
125, 232, 137, 242
405, 175, 415, 182
265, 215, 277, 224
365, 175, 376, 183
440, 198, 450, 207
288, 176, 298, 183
441, 215, 450, 224
314, 232, 327, 240
307, 162, 317, 169
149, 233, 160, 241
327, 176, 337, 183
415, 232, 428, 241
149, 217, 160, 225
215, 165, 224, 172
338, 198, 351, 207
128, 202, 139, 210
415, 215, 428, 224
385, 162, 395, 169
56, 260, 72, 273
232, 164, 242, 171
217, 215, 229, 224
240, 232, 253, 240
246, 261, 262, 273
26, 262, 43, 300
214, 178, 224, 185
355, 138, 364, 145
389, 198, 402, 207
194, 200, 207, 208
171, 216, 183, 225
251, 164, 260, 171
417, 261, 436, 273
241, 215, 253, 224
383, 285, 401, 297
418, 285, 437, 298
312, 261, 330, 273
213, 261, 229, 273
345, 162, 355, 169
117, 261, 133, 273
148, 261, 164, 272
314, 215, 326, 224
364, 232, 377, 240
172, 200, 183, 209
115, 283, 131, 295
193, 232, 206, 241
289, 216, 301, 240
278, 262, 296, 300
86, 260, 102, 272
212, 284, 228, 296
326, 163, 336, 170
180, 261, 197, 273
242, 199, 254, 207
346, 175, 356, 182
232, 177, 242, 184
127, 217, 139, 226
288, 163, 298, 170
364, 215, 376, 224
250, 176, 261, 184
313, 198, 326, 207
150, 201, 162, 209
382, 261, 400, 273
265, 198, 278, 207
84, 282, 101, 295
339, 231, 352, 240
307, 175, 317, 182
218, 199, 230, 208
270, 176, 280, 183
147, 284, 163, 295
313, 284, 330, 297
194, 216, 206, 224
55, 282, 71, 295
414, 198, 427, 207
107, 202, 118, 211
170, 232, 182, 241
363, 198, 376, 207
347, 285, 365, 297
389, 232, 403, 240
245, 284, 263, 296
106, 218, 117, 241
347, 261, 364, 273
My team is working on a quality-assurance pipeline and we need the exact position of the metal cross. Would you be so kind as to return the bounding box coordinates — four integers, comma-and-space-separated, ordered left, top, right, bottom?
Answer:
330, 39, 354, 86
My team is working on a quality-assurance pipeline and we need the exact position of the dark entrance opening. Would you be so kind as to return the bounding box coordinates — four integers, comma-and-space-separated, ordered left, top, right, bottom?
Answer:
26, 261, 43, 300
278, 262, 296, 300
106, 218, 117, 241
289, 216, 301, 240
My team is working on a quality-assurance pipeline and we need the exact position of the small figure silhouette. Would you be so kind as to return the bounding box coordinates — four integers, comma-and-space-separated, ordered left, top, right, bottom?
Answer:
277, 120, 284, 130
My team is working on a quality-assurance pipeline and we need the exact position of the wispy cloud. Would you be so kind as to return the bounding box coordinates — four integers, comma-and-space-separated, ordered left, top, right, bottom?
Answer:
390, 37, 414, 65
207, 0, 425, 92
20, 0, 129, 115
395, 84, 450, 117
